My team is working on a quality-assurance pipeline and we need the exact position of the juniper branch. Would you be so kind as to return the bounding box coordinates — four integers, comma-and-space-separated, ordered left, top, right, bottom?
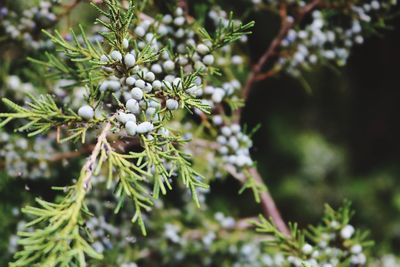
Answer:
10, 119, 113, 267
0, 95, 81, 137
242, 0, 321, 99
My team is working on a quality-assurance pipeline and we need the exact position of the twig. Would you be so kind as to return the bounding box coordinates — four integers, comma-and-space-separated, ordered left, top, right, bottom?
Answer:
254, 0, 321, 81
242, 3, 289, 99
178, 0, 195, 24
225, 165, 290, 235
254, 67, 280, 81
242, 0, 320, 99
178, 0, 189, 15
49, 145, 94, 162
234, 1, 320, 234
248, 168, 289, 235
81, 119, 113, 190
236, 39, 296, 232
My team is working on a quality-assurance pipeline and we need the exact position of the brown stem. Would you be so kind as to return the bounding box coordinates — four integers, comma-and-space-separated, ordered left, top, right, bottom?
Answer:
254, 68, 280, 81
242, 0, 320, 99
234, 4, 293, 232
225, 164, 290, 235
178, 0, 189, 15
49, 145, 94, 162
49, 136, 142, 162
242, 3, 289, 99
249, 168, 290, 235
81, 119, 113, 189
236, 0, 320, 234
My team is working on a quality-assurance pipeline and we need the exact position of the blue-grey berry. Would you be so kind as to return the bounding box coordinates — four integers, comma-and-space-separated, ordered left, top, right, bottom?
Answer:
111, 50, 122, 61
143, 83, 153, 93
166, 99, 179, 110
212, 89, 225, 103
174, 16, 185, 26
131, 87, 144, 100
122, 38, 129, 49
194, 61, 206, 71
151, 64, 163, 74
163, 60, 175, 72
137, 122, 154, 134
221, 126, 232, 136
124, 53, 136, 68
125, 113, 136, 123
100, 55, 108, 62
203, 54, 215, 65
144, 72, 155, 82
126, 99, 140, 114
172, 78, 182, 88
162, 14, 173, 24
212, 115, 223, 125
108, 80, 121, 91
117, 112, 128, 123
218, 146, 229, 155
126, 76, 136, 86
152, 80, 162, 90
196, 44, 210, 55
146, 107, 156, 117
125, 121, 137, 136
134, 26, 146, 37
78, 105, 94, 120
217, 136, 227, 145
149, 100, 161, 109
99, 81, 109, 91
231, 124, 241, 134
135, 79, 145, 89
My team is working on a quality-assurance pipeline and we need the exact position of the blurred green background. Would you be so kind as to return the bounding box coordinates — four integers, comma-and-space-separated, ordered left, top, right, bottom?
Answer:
241, 7, 400, 257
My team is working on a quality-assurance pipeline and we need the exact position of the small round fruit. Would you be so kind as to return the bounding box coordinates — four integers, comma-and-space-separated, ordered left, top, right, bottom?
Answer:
131, 87, 144, 100
137, 122, 154, 134
163, 60, 175, 72
144, 72, 155, 82
166, 99, 179, 110
126, 99, 140, 114
78, 105, 94, 120
203, 54, 215, 65
124, 53, 136, 67
125, 121, 137, 136
126, 76, 136, 86
110, 50, 122, 61
196, 44, 210, 55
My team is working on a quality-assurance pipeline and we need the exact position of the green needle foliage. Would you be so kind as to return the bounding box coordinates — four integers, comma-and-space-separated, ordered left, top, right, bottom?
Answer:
0, 1, 218, 265
0, 95, 81, 136
198, 12, 255, 49
10, 120, 113, 266
254, 202, 374, 266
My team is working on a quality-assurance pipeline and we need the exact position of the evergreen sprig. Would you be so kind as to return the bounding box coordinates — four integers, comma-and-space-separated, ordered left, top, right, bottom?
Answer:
238, 170, 265, 204
162, 72, 211, 114
10, 120, 114, 266
11, 189, 102, 267
0, 95, 80, 137
106, 148, 153, 236
141, 132, 209, 208
198, 12, 255, 49
91, 0, 136, 49
254, 203, 373, 265
254, 216, 305, 256
43, 26, 102, 62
